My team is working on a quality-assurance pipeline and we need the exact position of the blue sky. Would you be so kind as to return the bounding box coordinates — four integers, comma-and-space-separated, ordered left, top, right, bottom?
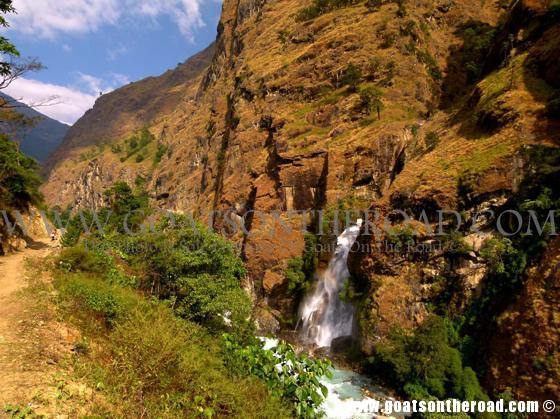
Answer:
2, 0, 222, 125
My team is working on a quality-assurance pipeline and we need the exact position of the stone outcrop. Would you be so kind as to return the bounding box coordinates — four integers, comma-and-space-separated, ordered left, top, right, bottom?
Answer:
41, 0, 560, 399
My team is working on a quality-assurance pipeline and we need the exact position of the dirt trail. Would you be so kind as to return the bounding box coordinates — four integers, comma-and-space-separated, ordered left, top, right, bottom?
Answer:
0, 241, 51, 334
0, 240, 85, 416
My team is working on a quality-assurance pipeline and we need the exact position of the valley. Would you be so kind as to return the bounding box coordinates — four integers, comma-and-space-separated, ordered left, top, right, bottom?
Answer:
1, 0, 559, 417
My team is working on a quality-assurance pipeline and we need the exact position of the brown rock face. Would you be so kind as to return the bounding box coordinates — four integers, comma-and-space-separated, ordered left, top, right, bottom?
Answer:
485, 237, 560, 403
44, 44, 215, 175
42, 0, 560, 398
263, 270, 285, 294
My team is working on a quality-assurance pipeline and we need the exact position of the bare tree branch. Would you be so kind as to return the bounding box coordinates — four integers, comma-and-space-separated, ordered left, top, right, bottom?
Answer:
0, 56, 45, 91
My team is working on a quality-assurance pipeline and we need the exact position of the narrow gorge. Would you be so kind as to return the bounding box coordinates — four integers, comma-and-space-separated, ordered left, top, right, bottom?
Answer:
1, 0, 559, 417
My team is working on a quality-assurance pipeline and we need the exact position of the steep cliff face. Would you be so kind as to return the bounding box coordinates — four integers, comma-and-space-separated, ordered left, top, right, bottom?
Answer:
485, 236, 560, 403
43, 0, 560, 399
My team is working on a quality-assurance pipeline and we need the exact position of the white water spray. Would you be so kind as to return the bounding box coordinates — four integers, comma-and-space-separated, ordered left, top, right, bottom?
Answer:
299, 219, 363, 348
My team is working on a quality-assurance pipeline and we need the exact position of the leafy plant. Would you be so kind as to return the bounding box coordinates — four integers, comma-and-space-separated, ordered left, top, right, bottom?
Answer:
223, 334, 332, 417
0, 134, 43, 210
359, 86, 384, 119
342, 63, 362, 92
425, 131, 440, 151
368, 316, 487, 402
54, 271, 289, 417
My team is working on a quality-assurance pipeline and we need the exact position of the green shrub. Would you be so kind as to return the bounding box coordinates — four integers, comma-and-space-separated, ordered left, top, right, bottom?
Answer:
386, 224, 416, 249
425, 131, 440, 151
223, 334, 332, 417
56, 274, 136, 326
0, 134, 43, 210
460, 23, 496, 84
417, 50, 442, 80
368, 316, 487, 401
58, 246, 111, 274
153, 143, 168, 164
342, 63, 362, 92
60, 210, 98, 247
359, 86, 384, 118
115, 216, 250, 330
55, 273, 290, 417
285, 257, 306, 293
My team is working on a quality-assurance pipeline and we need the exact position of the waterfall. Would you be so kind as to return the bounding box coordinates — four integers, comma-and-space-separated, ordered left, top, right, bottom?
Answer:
299, 219, 363, 348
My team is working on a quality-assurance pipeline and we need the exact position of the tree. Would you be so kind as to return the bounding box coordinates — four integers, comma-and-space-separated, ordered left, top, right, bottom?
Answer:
359, 86, 384, 119
425, 131, 440, 151
342, 63, 362, 92
0, 134, 43, 209
0, 1, 52, 109
0, 0, 18, 77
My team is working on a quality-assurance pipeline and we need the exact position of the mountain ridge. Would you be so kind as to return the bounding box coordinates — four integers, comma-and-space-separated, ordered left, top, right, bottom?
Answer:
0, 93, 69, 163
41, 0, 560, 403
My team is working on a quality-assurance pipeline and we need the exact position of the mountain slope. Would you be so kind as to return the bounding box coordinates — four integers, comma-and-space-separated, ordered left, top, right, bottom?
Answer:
44, 43, 215, 173
0, 94, 69, 163
43, 0, 560, 402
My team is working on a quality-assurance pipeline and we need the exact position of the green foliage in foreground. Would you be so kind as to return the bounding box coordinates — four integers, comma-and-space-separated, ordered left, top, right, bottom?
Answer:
0, 134, 43, 210
0, 0, 19, 77
223, 334, 332, 418
61, 221, 251, 333
54, 272, 291, 417
53, 178, 331, 417
117, 216, 251, 330
368, 315, 488, 403
59, 181, 250, 331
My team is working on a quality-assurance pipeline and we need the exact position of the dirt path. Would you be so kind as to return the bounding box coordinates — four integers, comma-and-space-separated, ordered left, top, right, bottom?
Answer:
0, 240, 91, 416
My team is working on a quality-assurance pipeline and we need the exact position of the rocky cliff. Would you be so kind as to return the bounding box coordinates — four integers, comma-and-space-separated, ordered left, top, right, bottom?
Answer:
42, 0, 560, 402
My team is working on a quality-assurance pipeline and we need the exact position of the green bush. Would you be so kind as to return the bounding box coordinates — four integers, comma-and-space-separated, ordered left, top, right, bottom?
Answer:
417, 50, 442, 81
0, 134, 43, 210
111, 216, 251, 330
223, 334, 332, 418
368, 316, 487, 401
342, 63, 362, 92
56, 274, 136, 326
359, 86, 384, 118
425, 131, 440, 151
285, 257, 306, 293
460, 23, 496, 84
58, 246, 111, 274
153, 143, 168, 164
55, 273, 290, 417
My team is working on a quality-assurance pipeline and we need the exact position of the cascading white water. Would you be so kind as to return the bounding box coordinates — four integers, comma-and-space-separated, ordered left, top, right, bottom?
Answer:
299, 219, 363, 348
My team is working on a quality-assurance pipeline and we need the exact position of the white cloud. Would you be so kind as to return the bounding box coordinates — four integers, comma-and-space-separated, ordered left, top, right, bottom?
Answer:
2, 72, 131, 125
75, 71, 129, 94
9, 0, 209, 41
3, 78, 97, 125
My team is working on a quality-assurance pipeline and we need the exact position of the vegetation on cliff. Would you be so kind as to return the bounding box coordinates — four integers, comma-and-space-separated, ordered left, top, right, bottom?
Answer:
53, 181, 332, 417
38, 0, 560, 409
0, 134, 42, 210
